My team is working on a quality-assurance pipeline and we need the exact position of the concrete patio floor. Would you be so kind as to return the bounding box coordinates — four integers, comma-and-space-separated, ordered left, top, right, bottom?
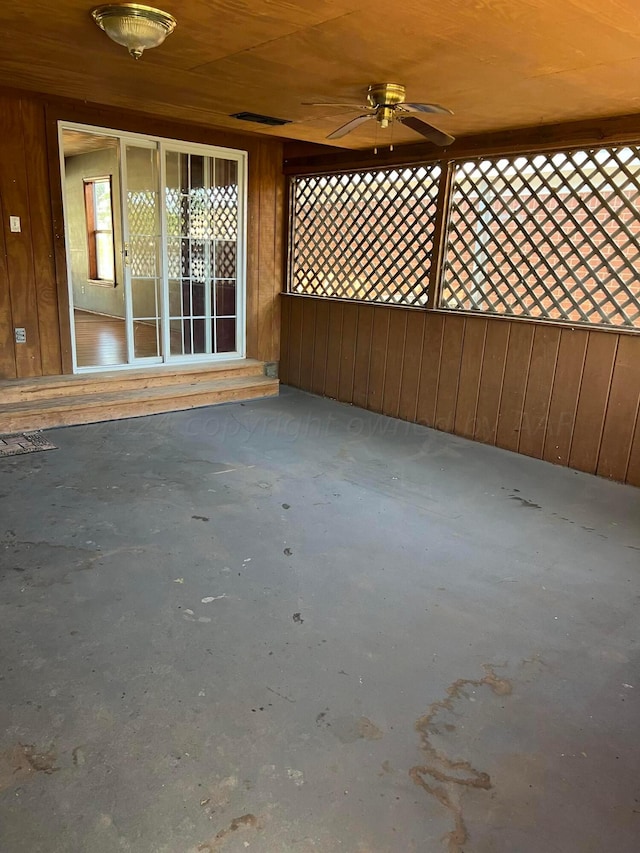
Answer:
1, 386, 638, 852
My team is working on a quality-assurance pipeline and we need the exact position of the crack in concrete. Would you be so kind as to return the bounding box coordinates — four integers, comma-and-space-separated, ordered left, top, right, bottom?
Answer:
410, 665, 512, 853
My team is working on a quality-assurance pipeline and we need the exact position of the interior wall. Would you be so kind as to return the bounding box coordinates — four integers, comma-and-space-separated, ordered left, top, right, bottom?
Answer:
280, 296, 640, 486
64, 146, 125, 318
0, 87, 284, 380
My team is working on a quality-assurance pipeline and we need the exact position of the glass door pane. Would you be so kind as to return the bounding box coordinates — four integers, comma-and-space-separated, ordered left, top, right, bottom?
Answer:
213, 158, 239, 353
61, 128, 126, 369
123, 143, 162, 361
164, 148, 240, 358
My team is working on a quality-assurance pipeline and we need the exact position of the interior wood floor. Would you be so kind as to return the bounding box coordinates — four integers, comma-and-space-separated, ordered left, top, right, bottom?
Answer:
74, 310, 161, 367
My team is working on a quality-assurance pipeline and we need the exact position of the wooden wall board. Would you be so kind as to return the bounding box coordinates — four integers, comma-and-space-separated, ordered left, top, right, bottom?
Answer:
542, 328, 588, 468
0, 94, 43, 378
397, 311, 425, 423
366, 308, 390, 413
352, 305, 375, 410
626, 416, 640, 487
279, 290, 291, 385
298, 297, 317, 391
416, 313, 445, 428
434, 315, 465, 433
518, 325, 561, 460
44, 106, 73, 375
324, 302, 343, 399
22, 99, 62, 376
569, 332, 619, 474
596, 334, 640, 481
285, 294, 304, 388
474, 320, 510, 445
0, 202, 17, 379
273, 148, 286, 365
245, 142, 261, 361
381, 310, 407, 419
496, 323, 535, 453
338, 303, 358, 403
454, 316, 487, 439
256, 140, 285, 364
310, 299, 330, 397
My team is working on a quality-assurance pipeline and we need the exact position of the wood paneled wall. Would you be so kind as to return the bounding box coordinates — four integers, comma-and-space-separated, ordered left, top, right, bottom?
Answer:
0, 94, 61, 379
280, 295, 640, 485
0, 87, 284, 380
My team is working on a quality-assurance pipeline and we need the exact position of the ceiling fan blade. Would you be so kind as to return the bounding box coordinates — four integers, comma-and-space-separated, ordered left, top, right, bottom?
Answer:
303, 102, 372, 110
401, 102, 454, 116
398, 115, 455, 146
327, 114, 375, 140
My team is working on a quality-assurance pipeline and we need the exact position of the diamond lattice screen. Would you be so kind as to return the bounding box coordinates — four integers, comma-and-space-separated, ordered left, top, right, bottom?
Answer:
127, 191, 158, 278
289, 164, 441, 306
441, 147, 640, 327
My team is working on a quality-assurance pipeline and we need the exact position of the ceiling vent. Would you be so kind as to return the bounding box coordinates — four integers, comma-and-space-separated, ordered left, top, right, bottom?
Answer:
230, 112, 291, 127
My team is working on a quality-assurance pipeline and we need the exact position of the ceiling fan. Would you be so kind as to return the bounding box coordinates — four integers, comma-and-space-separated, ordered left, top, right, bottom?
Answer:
305, 83, 455, 147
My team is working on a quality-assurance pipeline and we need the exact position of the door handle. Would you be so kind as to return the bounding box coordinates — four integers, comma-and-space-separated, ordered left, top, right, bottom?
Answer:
123, 242, 131, 266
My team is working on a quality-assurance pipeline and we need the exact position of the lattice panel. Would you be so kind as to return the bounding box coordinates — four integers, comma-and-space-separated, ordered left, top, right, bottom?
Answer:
441, 147, 640, 327
289, 165, 441, 305
190, 241, 206, 282
130, 237, 158, 278
214, 240, 236, 279
165, 187, 237, 240
165, 189, 186, 237
127, 191, 157, 237
167, 236, 181, 279
128, 191, 158, 278
213, 185, 238, 241
190, 189, 213, 239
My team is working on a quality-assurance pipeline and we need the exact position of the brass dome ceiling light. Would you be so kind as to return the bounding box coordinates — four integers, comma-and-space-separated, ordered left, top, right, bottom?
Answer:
91, 4, 177, 60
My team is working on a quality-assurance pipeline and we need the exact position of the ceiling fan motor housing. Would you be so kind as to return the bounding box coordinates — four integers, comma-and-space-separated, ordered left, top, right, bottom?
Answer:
367, 83, 406, 128
367, 83, 406, 106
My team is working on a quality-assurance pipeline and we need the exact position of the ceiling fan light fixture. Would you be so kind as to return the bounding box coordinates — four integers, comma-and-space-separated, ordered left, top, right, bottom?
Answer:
91, 4, 177, 60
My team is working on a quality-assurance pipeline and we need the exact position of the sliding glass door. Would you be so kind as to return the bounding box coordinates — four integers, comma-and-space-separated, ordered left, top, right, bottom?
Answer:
162, 145, 243, 360
61, 122, 246, 372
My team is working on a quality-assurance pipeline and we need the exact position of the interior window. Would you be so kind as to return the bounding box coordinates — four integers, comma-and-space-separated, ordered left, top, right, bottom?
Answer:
84, 176, 115, 282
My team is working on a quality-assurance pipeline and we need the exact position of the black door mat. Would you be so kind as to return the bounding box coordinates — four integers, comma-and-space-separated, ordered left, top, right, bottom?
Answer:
0, 432, 57, 458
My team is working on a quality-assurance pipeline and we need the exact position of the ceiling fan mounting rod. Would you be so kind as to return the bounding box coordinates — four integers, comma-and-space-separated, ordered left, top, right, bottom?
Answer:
368, 83, 406, 129
377, 106, 395, 128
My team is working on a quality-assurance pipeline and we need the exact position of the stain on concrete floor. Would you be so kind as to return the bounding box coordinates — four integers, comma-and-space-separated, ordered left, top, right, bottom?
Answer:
410, 665, 512, 852
0, 744, 59, 793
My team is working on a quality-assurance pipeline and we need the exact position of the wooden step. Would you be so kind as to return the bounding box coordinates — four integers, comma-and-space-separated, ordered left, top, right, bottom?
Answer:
0, 359, 266, 404
0, 375, 279, 433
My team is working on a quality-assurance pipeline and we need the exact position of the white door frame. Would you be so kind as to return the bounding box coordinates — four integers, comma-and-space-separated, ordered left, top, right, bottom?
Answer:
119, 135, 162, 367
58, 120, 248, 373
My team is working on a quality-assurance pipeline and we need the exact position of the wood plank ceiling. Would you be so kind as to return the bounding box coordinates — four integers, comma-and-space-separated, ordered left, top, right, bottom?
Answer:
1, 1, 640, 149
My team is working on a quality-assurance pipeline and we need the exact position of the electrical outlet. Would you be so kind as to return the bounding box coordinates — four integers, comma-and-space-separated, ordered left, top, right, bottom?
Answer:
9, 216, 21, 233
15, 328, 26, 344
